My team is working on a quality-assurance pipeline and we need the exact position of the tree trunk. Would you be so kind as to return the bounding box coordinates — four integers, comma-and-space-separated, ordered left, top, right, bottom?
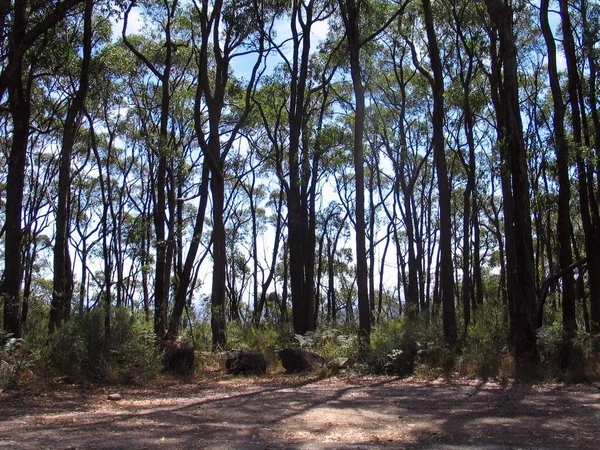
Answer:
339, 0, 371, 357
50, 0, 93, 333
484, 0, 538, 374
1, 0, 30, 338
422, 0, 457, 345
540, 0, 576, 331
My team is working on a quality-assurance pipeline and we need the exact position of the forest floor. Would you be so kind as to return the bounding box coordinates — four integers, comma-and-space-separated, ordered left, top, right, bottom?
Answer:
1, 373, 599, 449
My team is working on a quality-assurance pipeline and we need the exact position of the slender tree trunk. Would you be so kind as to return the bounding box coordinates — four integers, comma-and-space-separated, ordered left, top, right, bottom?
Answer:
339, 0, 371, 356
167, 163, 210, 339
210, 170, 227, 349
422, 0, 457, 345
540, 0, 576, 331
558, 0, 600, 332
1, 0, 31, 338
50, 0, 93, 332
484, 0, 538, 374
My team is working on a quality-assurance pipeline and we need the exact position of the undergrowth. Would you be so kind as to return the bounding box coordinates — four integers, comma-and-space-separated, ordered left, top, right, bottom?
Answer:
2, 301, 600, 390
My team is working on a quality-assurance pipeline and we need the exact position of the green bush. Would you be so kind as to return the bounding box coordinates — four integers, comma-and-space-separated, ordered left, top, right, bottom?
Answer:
227, 321, 295, 368
457, 302, 511, 380
40, 308, 162, 384
294, 326, 358, 362
536, 325, 594, 382
370, 316, 453, 378
0, 332, 36, 390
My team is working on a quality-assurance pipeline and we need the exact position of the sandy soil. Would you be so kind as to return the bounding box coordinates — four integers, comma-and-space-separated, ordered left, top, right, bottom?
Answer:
1, 374, 599, 449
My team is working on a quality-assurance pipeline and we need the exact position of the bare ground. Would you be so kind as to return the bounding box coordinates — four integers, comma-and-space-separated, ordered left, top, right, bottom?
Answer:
1, 374, 599, 449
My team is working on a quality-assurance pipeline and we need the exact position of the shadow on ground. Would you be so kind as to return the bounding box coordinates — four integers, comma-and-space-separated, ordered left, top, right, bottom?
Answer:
0, 375, 598, 449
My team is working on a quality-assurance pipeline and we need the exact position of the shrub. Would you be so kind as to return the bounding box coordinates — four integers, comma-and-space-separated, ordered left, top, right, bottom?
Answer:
294, 326, 358, 362
227, 321, 295, 368
457, 302, 511, 379
40, 308, 161, 384
370, 316, 452, 378
537, 325, 596, 382
0, 332, 36, 390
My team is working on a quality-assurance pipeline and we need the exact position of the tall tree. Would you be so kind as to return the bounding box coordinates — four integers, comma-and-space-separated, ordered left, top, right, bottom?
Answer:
539, 0, 576, 331
122, 0, 180, 342
421, 0, 457, 344
483, 0, 538, 374
1, 0, 85, 337
192, 0, 271, 349
50, 0, 94, 332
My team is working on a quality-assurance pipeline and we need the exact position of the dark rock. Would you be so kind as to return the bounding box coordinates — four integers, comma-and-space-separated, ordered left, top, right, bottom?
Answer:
225, 350, 267, 375
277, 348, 327, 373
163, 347, 195, 374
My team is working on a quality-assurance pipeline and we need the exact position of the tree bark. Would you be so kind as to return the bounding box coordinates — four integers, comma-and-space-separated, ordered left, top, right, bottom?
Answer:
339, 0, 371, 357
540, 0, 576, 331
484, 0, 538, 374
50, 0, 93, 333
422, 0, 457, 345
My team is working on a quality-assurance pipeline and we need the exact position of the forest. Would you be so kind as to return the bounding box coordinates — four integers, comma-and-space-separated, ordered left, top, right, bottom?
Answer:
1, 0, 600, 386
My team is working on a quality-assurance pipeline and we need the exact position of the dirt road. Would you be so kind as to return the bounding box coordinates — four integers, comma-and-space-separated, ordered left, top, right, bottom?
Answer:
1, 375, 598, 449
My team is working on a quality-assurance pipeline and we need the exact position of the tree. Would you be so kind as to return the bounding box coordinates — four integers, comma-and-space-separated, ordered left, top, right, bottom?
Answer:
50, 0, 94, 333
1, 0, 86, 338
539, 0, 576, 331
191, 0, 274, 349
483, 0, 538, 374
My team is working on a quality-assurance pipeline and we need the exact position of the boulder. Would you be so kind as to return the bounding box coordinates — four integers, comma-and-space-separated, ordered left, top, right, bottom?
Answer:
225, 350, 267, 375
163, 347, 195, 374
277, 348, 327, 373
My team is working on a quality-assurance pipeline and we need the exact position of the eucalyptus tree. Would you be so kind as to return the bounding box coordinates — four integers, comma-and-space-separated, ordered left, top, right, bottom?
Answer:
337, 0, 412, 355
122, 0, 196, 341
402, 0, 457, 344
368, 41, 430, 318
190, 0, 280, 349
50, 0, 94, 333
1, 0, 86, 337
22, 149, 58, 327
442, 0, 489, 329
558, 0, 600, 332
244, 81, 290, 324
251, 0, 338, 335
481, 0, 538, 373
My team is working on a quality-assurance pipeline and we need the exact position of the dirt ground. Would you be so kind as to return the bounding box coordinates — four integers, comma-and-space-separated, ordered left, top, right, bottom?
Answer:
1, 374, 599, 449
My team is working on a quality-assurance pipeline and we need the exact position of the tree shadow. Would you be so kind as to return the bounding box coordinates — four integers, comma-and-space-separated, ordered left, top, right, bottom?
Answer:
1, 376, 598, 449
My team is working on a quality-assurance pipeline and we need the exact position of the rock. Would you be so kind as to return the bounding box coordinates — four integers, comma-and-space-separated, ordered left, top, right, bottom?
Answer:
225, 350, 267, 375
107, 393, 122, 401
328, 357, 350, 370
277, 348, 327, 373
163, 347, 195, 374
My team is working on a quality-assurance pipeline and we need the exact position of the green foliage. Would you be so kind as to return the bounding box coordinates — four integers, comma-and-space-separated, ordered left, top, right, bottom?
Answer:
0, 332, 36, 390
536, 325, 599, 382
457, 302, 512, 380
227, 321, 295, 367
370, 316, 454, 378
40, 308, 161, 384
293, 326, 358, 362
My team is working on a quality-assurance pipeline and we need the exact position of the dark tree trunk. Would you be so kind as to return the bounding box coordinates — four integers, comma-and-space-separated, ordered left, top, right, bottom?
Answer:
540, 0, 576, 331
484, 0, 538, 374
1, 0, 31, 338
422, 0, 457, 345
339, 0, 371, 357
210, 170, 227, 349
558, 0, 600, 332
167, 163, 210, 340
50, 0, 93, 333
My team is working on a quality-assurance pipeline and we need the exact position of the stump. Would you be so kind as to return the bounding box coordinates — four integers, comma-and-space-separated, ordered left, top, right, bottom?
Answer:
277, 348, 327, 373
163, 347, 195, 374
225, 350, 267, 375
